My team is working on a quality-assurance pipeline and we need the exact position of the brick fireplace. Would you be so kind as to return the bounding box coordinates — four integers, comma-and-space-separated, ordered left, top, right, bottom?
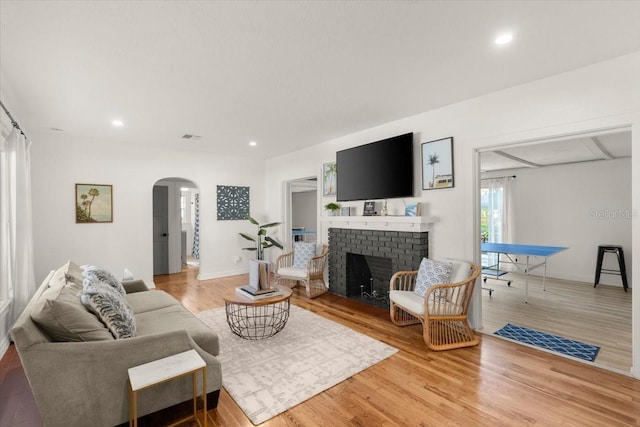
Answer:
328, 228, 429, 306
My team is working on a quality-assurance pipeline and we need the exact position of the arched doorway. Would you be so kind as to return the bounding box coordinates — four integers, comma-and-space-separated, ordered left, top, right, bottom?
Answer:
152, 178, 200, 275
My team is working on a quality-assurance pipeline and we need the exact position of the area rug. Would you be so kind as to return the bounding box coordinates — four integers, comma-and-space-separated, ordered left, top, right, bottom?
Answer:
494, 323, 600, 362
196, 305, 397, 425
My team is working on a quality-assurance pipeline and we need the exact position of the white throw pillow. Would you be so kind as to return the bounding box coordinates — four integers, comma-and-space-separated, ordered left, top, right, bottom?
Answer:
293, 242, 316, 268
414, 258, 453, 297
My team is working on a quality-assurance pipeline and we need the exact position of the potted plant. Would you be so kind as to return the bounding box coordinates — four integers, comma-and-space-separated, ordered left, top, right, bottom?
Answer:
324, 202, 341, 216
239, 214, 284, 260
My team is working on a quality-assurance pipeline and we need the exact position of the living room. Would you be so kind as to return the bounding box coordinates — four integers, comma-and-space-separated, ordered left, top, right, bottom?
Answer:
1, 1, 640, 426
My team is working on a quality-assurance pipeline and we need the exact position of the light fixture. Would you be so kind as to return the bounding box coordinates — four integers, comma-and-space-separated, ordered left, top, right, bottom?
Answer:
112, 119, 124, 127
249, 141, 257, 147
495, 32, 513, 45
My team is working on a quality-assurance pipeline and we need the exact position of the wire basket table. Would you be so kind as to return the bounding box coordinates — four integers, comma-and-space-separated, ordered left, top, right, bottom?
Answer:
222, 286, 293, 340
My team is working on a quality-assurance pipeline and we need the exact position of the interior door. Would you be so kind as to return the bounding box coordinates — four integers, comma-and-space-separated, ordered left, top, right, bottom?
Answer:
153, 185, 169, 275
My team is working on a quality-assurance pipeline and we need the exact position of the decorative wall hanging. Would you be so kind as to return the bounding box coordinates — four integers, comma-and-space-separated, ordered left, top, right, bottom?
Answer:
217, 185, 250, 220
323, 162, 336, 196
421, 137, 454, 190
75, 184, 113, 223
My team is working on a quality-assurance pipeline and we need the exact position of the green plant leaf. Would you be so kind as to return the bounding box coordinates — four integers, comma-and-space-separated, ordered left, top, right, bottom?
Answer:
242, 247, 257, 251
246, 215, 259, 225
239, 233, 256, 242
265, 236, 283, 249
258, 229, 267, 236
260, 222, 281, 228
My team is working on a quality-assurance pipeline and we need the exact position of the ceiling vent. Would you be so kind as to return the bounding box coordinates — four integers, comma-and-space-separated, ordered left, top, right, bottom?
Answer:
182, 134, 202, 140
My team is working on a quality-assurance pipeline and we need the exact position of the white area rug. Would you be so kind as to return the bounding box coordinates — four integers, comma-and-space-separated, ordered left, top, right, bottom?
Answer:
196, 305, 397, 425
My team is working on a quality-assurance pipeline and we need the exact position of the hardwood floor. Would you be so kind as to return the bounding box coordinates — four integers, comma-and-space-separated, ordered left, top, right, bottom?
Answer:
153, 267, 640, 426
480, 272, 632, 372
1, 266, 639, 426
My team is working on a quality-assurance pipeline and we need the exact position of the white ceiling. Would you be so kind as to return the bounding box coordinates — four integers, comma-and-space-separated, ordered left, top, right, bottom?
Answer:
481, 130, 632, 172
1, 1, 639, 159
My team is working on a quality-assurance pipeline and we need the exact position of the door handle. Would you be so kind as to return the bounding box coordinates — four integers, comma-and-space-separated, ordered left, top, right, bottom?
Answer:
162, 233, 168, 237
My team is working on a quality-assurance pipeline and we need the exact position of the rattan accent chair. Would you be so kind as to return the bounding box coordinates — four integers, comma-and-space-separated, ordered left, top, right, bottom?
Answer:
274, 244, 329, 298
389, 262, 481, 351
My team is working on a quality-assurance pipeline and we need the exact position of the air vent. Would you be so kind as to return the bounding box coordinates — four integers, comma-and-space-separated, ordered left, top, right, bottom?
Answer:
182, 134, 202, 140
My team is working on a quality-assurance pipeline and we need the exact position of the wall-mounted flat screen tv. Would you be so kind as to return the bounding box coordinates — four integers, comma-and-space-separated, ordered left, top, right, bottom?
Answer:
336, 132, 414, 201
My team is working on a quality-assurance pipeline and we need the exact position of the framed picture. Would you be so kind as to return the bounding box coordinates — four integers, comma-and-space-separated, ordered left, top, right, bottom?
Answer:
422, 137, 454, 190
323, 162, 336, 196
340, 206, 351, 216
363, 201, 376, 216
75, 184, 113, 223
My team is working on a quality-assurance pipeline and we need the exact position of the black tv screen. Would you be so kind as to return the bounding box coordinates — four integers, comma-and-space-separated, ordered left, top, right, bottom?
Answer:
336, 133, 414, 201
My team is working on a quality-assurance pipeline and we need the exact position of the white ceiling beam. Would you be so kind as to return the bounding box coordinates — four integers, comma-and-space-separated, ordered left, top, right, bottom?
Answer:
589, 136, 616, 160
493, 150, 541, 168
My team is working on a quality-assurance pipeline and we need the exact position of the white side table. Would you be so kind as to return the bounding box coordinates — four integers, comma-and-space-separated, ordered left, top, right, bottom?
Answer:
128, 349, 207, 427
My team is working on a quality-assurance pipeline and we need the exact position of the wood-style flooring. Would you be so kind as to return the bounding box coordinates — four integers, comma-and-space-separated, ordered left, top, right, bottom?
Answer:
480, 272, 632, 372
1, 266, 639, 426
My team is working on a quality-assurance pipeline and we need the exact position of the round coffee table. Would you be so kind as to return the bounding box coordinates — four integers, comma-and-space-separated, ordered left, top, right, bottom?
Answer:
222, 286, 293, 340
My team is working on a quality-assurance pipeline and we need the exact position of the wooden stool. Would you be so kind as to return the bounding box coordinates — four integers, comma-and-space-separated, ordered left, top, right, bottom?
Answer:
594, 245, 628, 292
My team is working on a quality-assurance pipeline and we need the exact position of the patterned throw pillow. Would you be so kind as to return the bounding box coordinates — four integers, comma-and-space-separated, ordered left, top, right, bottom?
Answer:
81, 277, 137, 339
293, 242, 317, 268
81, 265, 126, 296
414, 258, 453, 297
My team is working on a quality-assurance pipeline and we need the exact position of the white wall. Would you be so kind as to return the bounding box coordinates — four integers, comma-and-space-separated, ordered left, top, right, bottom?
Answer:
265, 52, 640, 376
484, 157, 632, 287
29, 133, 268, 286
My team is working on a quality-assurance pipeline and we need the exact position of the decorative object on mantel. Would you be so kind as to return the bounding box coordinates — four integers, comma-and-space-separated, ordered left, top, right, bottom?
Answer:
322, 162, 336, 196
340, 206, 351, 216
405, 203, 422, 217
324, 202, 340, 216
363, 201, 376, 216
380, 200, 388, 216
239, 214, 283, 260
422, 136, 454, 190
217, 185, 250, 220
75, 184, 113, 223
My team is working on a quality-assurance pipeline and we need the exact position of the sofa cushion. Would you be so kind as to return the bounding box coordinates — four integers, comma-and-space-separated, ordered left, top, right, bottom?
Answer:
135, 305, 219, 356
449, 260, 471, 284
126, 290, 182, 314
81, 279, 137, 339
47, 260, 84, 291
31, 281, 113, 342
81, 265, 126, 295
414, 258, 453, 297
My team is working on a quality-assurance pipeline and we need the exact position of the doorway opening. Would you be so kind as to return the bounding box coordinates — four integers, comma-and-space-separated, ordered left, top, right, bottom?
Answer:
284, 177, 319, 250
152, 178, 200, 276
475, 127, 633, 373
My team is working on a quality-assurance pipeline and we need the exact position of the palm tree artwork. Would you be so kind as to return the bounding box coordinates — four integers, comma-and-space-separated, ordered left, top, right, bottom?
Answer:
323, 162, 337, 196
427, 153, 439, 188
75, 184, 113, 223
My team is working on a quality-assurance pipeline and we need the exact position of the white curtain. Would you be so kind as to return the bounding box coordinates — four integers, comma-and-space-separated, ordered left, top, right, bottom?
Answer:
481, 177, 514, 267
0, 125, 36, 325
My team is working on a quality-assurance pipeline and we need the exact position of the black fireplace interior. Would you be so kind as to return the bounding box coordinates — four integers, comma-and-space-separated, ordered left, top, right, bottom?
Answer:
347, 253, 392, 308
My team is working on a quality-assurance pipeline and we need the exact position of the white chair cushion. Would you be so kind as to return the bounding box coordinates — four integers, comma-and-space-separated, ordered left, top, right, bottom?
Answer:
293, 242, 316, 268
389, 290, 424, 316
414, 258, 453, 297
277, 267, 309, 279
449, 260, 471, 283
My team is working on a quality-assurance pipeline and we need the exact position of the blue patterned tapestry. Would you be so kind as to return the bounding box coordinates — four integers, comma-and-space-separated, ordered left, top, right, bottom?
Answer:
495, 323, 600, 362
192, 193, 200, 259
217, 185, 250, 220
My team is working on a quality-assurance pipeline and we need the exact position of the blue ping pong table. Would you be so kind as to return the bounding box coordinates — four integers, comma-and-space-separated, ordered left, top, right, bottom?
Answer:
481, 242, 568, 303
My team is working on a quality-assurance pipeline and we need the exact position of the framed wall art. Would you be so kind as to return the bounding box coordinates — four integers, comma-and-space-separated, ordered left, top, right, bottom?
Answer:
422, 137, 454, 190
323, 162, 336, 196
217, 185, 250, 220
75, 184, 113, 223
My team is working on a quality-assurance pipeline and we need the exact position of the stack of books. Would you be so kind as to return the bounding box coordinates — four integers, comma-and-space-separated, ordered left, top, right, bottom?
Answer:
236, 259, 283, 300
235, 285, 283, 300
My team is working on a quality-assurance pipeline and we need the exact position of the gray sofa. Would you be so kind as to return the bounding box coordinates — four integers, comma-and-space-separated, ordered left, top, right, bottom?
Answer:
11, 261, 222, 427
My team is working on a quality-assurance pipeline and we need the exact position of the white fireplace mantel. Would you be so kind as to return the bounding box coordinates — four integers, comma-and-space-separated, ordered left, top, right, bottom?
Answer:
321, 215, 435, 233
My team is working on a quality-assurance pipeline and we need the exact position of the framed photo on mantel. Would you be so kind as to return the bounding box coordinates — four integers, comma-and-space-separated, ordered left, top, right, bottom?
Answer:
363, 201, 376, 216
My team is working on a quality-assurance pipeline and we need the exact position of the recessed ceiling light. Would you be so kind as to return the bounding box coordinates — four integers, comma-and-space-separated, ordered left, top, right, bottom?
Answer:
112, 119, 124, 127
495, 33, 513, 45
249, 141, 257, 147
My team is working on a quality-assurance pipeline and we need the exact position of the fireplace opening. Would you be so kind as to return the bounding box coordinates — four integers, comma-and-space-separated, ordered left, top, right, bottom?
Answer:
346, 253, 392, 308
